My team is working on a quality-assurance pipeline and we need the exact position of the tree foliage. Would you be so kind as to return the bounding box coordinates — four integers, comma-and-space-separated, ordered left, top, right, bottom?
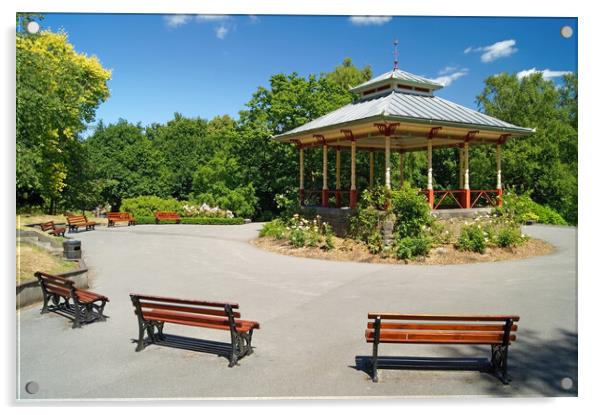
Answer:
16, 23, 111, 212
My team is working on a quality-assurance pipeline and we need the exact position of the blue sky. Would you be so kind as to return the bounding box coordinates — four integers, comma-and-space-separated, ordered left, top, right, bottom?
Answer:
39, 14, 577, 133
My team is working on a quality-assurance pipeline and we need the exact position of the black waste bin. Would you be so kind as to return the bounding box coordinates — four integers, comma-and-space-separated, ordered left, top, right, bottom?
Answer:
63, 240, 81, 260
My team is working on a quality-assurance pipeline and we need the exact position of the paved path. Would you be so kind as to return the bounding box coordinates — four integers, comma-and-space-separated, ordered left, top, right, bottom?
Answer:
17, 224, 577, 399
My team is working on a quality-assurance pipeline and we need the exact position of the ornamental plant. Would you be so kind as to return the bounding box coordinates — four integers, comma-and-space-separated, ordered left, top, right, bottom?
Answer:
395, 235, 432, 260
496, 223, 527, 248
457, 223, 487, 254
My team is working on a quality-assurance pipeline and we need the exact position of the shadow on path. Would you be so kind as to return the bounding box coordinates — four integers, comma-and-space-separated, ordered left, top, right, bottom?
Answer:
130, 333, 233, 363
351, 329, 577, 396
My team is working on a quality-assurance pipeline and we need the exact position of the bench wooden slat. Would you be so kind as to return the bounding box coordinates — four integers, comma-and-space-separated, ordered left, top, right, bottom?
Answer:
367, 322, 518, 332
365, 329, 516, 344
367, 313, 520, 322
139, 301, 241, 318
143, 310, 259, 332
132, 293, 239, 309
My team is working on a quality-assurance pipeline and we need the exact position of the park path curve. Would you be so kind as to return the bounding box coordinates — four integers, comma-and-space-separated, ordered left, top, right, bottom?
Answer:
17, 224, 577, 399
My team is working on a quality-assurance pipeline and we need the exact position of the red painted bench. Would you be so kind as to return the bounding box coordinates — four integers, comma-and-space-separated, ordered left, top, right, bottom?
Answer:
66, 215, 97, 232
35, 271, 109, 328
130, 294, 260, 367
107, 212, 136, 227
40, 221, 66, 237
365, 313, 519, 384
154, 211, 181, 224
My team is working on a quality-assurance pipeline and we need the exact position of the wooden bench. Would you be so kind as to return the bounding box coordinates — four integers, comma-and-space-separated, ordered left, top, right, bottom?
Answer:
40, 221, 66, 237
130, 294, 260, 367
66, 215, 97, 232
154, 211, 181, 224
107, 212, 136, 227
35, 271, 109, 328
365, 313, 519, 384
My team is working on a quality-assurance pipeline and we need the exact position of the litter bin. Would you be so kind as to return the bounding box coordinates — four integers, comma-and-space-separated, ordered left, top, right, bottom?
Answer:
63, 240, 81, 260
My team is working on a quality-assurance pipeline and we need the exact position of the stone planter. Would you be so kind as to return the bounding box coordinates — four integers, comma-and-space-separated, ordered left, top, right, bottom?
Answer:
16, 260, 89, 309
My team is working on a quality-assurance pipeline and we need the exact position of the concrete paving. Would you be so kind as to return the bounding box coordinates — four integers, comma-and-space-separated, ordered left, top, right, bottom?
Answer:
17, 223, 577, 399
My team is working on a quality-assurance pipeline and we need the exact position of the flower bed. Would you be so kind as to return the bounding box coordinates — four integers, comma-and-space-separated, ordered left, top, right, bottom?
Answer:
135, 217, 245, 225
254, 186, 554, 265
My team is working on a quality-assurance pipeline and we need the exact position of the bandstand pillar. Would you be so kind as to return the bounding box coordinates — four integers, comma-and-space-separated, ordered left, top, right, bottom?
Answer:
496, 143, 503, 206
399, 151, 405, 187
299, 147, 305, 206
427, 137, 434, 208
350, 140, 357, 208
463, 141, 471, 208
335, 147, 342, 207
322, 143, 328, 208
369, 151, 374, 188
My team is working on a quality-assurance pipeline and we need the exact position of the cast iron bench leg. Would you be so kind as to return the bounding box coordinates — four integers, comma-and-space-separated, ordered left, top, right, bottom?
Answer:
371, 316, 381, 382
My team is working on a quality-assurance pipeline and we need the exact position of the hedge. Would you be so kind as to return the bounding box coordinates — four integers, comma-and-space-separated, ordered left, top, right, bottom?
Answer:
134, 216, 245, 225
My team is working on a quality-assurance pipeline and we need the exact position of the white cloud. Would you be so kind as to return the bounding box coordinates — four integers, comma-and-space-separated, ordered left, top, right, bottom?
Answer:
516, 67, 572, 80
215, 25, 229, 40
163, 14, 233, 39
349, 16, 392, 26
195, 15, 230, 22
248, 15, 260, 24
464, 39, 518, 63
433, 67, 469, 87
164, 15, 193, 28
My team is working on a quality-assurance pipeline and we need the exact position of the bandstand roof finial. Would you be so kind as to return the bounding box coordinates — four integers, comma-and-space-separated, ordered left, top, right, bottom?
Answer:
393, 39, 399, 70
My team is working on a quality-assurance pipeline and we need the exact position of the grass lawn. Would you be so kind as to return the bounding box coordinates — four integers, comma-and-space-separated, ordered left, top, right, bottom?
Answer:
17, 213, 108, 229
16, 243, 77, 283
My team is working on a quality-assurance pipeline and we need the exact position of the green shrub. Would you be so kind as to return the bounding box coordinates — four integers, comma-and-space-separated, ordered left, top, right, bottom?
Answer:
121, 196, 182, 218
390, 184, 432, 238
457, 224, 487, 254
289, 228, 306, 248
496, 192, 567, 225
134, 216, 243, 225
395, 235, 432, 260
349, 206, 380, 243
323, 224, 335, 251
496, 224, 526, 248
181, 217, 244, 225
259, 219, 287, 239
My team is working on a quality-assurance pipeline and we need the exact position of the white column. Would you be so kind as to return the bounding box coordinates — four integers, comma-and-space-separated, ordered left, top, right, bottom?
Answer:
399, 151, 404, 186
369, 151, 374, 188
464, 141, 470, 190
459, 148, 464, 189
299, 148, 304, 190
336, 147, 341, 189
427, 138, 433, 190
385, 136, 391, 189
322, 145, 328, 190
351, 141, 356, 190
496, 143, 502, 189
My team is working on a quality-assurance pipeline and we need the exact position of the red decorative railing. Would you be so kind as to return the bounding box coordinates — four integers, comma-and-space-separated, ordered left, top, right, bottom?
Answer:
420, 189, 501, 209
433, 190, 465, 209
470, 190, 500, 208
301, 189, 351, 208
302, 189, 501, 209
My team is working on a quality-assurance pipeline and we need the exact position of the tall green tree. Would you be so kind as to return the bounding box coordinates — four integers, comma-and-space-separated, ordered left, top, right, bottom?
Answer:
85, 120, 170, 209
16, 25, 111, 212
475, 72, 578, 223
146, 113, 208, 199
236, 60, 371, 217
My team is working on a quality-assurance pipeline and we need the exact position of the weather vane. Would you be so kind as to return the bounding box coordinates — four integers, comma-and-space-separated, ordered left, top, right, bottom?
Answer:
393, 39, 399, 70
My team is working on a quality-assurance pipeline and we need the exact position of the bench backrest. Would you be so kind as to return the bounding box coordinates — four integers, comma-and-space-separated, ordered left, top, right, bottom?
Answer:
155, 211, 180, 220
366, 313, 519, 345
35, 271, 75, 298
130, 294, 244, 330
40, 221, 55, 231
66, 215, 89, 225
107, 212, 132, 220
